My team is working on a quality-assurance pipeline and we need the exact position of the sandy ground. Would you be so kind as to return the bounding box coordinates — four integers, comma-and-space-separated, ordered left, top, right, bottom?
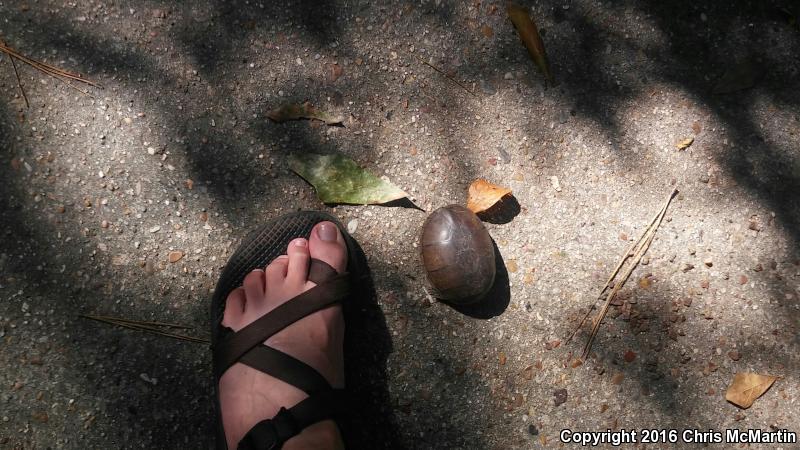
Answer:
1, 0, 799, 449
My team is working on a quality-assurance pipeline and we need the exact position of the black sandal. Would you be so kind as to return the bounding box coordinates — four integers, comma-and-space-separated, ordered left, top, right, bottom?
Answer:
210, 211, 365, 449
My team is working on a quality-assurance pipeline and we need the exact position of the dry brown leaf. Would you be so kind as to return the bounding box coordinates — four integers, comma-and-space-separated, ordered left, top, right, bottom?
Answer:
725, 372, 778, 409
481, 24, 494, 37
676, 137, 694, 150
507, 3, 553, 84
467, 179, 512, 213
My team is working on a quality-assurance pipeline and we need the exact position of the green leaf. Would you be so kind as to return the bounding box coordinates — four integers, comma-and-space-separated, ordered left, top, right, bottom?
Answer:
267, 102, 344, 125
289, 153, 408, 205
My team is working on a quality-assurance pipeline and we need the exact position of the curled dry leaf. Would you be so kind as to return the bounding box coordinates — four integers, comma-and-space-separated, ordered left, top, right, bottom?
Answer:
725, 372, 778, 409
267, 102, 344, 125
466, 179, 512, 214
507, 3, 554, 84
676, 137, 694, 151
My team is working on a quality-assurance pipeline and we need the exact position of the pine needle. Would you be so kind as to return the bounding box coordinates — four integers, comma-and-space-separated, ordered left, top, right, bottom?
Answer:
409, 53, 477, 97
80, 314, 209, 344
572, 189, 678, 359
9, 57, 29, 108
0, 39, 101, 100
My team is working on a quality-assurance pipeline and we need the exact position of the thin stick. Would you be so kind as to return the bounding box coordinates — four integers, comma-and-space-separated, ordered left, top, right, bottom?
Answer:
566, 214, 660, 344
0, 41, 101, 87
80, 315, 209, 344
578, 189, 677, 359
85, 315, 195, 329
9, 57, 29, 108
410, 53, 477, 97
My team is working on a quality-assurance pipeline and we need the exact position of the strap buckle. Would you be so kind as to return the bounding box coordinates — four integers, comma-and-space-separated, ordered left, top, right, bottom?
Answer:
237, 407, 298, 450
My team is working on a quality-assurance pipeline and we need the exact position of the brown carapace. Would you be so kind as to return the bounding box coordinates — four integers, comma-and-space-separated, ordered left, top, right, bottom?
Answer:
420, 205, 496, 304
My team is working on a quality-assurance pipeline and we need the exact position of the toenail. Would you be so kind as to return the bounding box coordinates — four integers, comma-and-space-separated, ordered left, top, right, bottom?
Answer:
276, 255, 289, 260
318, 223, 337, 241
294, 238, 308, 247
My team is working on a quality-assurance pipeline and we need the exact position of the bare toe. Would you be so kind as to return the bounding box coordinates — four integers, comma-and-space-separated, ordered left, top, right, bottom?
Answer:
242, 269, 266, 304
286, 238, 310, 287
222, 287, 246, 329
308, 222, 347, 277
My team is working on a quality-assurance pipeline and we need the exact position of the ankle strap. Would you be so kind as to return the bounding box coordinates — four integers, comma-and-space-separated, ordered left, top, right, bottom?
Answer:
237, 390, 344, 450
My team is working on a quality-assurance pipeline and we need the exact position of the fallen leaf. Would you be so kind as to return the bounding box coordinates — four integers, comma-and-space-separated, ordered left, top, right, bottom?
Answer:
728, 350, 741, 361
611, 372, 625, 385
691, 121, 702, 134
289, 153, 409, 205
466, 179, 512, 214
481, 24, 494, 37
676, 137, 694, 151
725, 372, 778, 409
623, 350, 637, 363
712, 59, 763, 95
507, 3, 554, 83
638, 276, 651, 289
545, 340, 560, 350
267, 102, 344, 125
499, 351, 507, 365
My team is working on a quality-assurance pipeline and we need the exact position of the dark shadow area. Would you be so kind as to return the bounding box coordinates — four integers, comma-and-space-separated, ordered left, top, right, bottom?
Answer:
477, 196, 521, 225
449, 241, 510, 319
0, 98, 215, 449
379, 197, 426, 211
341, 235, 399, 449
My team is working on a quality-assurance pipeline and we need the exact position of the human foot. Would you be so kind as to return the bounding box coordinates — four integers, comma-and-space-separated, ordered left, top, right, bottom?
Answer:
218, 221, 348, 449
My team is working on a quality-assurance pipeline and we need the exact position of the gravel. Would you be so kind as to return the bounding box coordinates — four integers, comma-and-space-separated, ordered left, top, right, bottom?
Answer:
0, 0, 798, 449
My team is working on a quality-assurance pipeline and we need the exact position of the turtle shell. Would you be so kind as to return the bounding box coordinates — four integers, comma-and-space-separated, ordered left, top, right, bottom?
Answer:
420, 204, 496, 304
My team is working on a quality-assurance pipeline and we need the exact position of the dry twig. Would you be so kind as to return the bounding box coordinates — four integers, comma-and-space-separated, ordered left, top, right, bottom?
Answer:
569, 189, 678, 359
9, 57, 29, 108
409, 53, 477, 97
0, 39, 101, 102
80, 314, 209, 344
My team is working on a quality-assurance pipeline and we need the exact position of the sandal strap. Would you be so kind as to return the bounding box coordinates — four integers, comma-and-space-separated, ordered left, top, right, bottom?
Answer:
237, 389, 345, 450
213, 273, 350, 378
239, 345, 331, 394
307, 258, 338, 285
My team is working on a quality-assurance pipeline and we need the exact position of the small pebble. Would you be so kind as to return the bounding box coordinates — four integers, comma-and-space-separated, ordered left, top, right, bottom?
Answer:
550, 176, 562, 192
101, 220, 109, 229
149, 226, 161, 233
168, 251, 184, 263
347, 219, 358, 234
